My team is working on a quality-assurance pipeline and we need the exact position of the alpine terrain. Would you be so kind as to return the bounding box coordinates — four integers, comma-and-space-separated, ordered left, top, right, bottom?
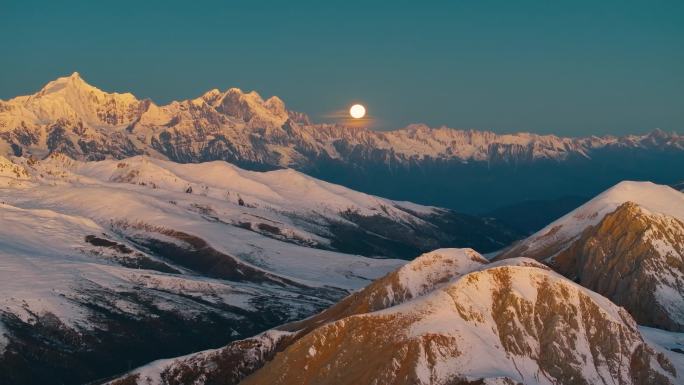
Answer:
1, 73, 682, 212
107, 249, 680, 385
0, 153, 514, 384
0, 74, 682, 385
3, 1, 683, 384
498, 181, 684, 332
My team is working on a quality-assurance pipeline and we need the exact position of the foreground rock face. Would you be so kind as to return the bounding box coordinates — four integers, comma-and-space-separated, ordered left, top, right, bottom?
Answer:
242, 265, 674, 385
497, 181, 684, 332
553, 202, 684, 331
108, 249, 490, 385
109, 249, 677, 385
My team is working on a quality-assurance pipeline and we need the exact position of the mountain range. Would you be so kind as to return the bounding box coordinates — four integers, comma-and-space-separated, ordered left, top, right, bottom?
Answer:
1, 72, 682, 214
1, 73, 684, 385
0, 152, 519, 384
104, 181, 684, 385
108, 248, 683, 385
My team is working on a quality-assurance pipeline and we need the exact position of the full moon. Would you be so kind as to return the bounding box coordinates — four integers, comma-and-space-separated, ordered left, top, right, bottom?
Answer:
349, 104, 366, 119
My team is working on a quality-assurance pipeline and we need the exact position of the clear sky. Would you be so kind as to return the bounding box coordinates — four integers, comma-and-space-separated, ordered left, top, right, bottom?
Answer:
1, 0, 682, 135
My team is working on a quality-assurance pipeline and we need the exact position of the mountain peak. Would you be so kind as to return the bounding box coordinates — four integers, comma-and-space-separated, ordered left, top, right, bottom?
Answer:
238, 260, 675, 385
37, 71, 93, 95
497, 180, 684, 263
8, 72, 144, 128
197, 88, 223, 105
215, 87, 289, 127
551, 198, 684, 331
644, 128, 680, 146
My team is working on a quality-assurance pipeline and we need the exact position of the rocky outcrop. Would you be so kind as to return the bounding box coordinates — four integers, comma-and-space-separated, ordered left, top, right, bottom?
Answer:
104, 249, 493, 385
552, 202, 684, 331
496, 182, 684, 332
108, 250, 677, 385
240, 263, 675, 385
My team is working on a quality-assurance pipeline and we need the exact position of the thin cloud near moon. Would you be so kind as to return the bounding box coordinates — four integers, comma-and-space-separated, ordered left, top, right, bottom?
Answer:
322, 104, 376, 127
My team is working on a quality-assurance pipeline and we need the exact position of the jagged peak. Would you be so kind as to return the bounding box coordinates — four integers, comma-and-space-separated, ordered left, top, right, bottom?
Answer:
30, 72, 139, 105
401, 123, 432, 133
190, 88, 223, 107
264, 95, 286, 113
648, 127, 675, 137
220, 87, 261, 105
221, 87, 284, 107
643, 128, 680, 145
225, 86, 245, 94
200, 88, 221, 98
224, 87, 261, 100
37, 71, 92, 95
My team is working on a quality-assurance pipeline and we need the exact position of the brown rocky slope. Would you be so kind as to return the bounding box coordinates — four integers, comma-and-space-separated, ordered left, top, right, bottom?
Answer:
109, 249, 677, 385
552, 201, 684, 331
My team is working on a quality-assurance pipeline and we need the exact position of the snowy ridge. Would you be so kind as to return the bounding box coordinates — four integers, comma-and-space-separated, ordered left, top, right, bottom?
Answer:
498, 181, 684, 261
65, 155, 437, 218
111, 328, 295, 385
7, 153, 516, 258
392, 248, 489, 299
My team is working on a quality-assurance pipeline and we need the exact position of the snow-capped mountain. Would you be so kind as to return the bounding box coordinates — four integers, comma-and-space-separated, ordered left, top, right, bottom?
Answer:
497, 181, 684, 261
2, 73, 683, 212
554, 202, 684, 331
108, 249, 678, 385
2, 73, 682, 165
0, 155, 514, 384
498, 181, 684, 331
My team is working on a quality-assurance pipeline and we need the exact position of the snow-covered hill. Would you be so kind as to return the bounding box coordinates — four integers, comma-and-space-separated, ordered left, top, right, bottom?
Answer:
2, 73, 683, 212
497, 181, 684, 331
0, 155, 515, 384
498, 181, 684, 261
10, 153, 517, 257
108, 249, 678, 385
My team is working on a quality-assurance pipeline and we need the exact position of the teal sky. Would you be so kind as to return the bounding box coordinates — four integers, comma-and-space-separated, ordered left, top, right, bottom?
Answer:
1, 0, 682, 135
